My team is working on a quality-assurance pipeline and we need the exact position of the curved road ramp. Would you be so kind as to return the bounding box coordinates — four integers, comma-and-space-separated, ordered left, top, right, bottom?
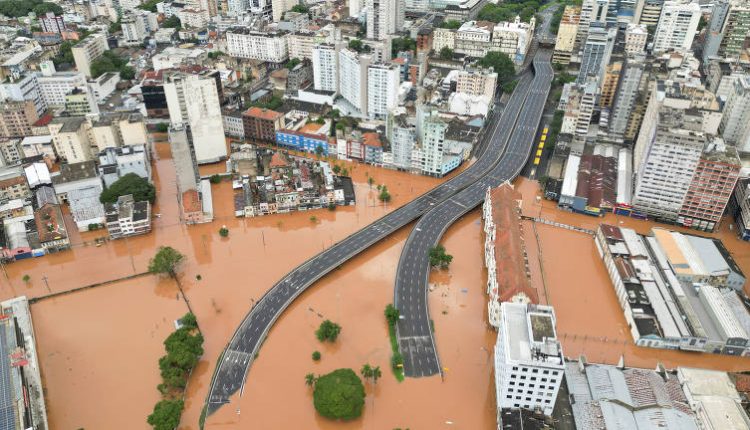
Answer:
394, 51, 554, 378
204, 50, 554, 416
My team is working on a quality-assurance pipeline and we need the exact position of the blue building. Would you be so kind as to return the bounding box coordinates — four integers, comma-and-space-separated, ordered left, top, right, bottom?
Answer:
275, 130, 330, 155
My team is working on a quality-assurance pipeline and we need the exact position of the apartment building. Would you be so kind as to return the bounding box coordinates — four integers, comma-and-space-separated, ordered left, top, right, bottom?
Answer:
98, 145, 151, 187
491, 16, 535, 65
169, 126, 212, 224
36, 70, 87, 108
225, 27, 289, 63
637, 0, 665, 26
105, 194, 151, 239
367, 0, 403, 40
624, 23, 647, 54
599, 61, 622, 108
719, 76, 750, 152
338, 48, 371, 117
0, 73, 46, 117
494, 302, 564, 417
633, 108, 705, 222
576, 24, 616, 84
367, 64, 400, 120
48, 116, 94, 163
552, 5, 581, 64
40, 12, 65, 34
164, 73, 227, 164
652, 0, 701, 53
312, 44, 339, 92
677, 144, 740, 232
0, 167, 30, 202
243, 107, 284, 143
71, 33, 108, 78
0, 100, 38, 139
386, 112, 415, 170
609, 54, 646, 136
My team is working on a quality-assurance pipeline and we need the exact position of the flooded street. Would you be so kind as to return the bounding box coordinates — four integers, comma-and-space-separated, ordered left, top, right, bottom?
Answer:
7, 135, 750, 429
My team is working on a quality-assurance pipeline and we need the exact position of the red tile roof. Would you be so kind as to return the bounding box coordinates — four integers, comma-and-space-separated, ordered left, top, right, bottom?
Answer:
244, 107, 283, 121
182, 189, 202, 214
270, 152, 289, 168
362, 132, 382, 148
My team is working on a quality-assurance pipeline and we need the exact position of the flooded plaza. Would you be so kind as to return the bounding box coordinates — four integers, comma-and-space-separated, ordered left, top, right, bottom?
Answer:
6, 137, 750, 429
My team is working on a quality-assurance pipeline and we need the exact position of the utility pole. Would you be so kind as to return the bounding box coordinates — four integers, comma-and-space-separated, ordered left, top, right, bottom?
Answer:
41, 276, 50, 293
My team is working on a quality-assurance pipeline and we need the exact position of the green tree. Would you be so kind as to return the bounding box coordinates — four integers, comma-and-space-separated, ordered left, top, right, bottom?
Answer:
148, 246, 185, 278
22, 274, 30, 284
360, 363, 373, 379
99, 173, 156, 204
306, 372, 317, 386
372, 366, 381, 384
367, 177, 375, 188
155, 123, 169, 133
147, 399, 184, 430
209, 174, 222, 184
477, 51, 515, 85
348, 39, 364, 52
332, 164, 342, 175
285, 58, 301, 70
312, 351, 321, 361
316, 320, 342, 342
328, 203, 336, 211
109, 19, 122, 33
315, 144, 324, 158
119, 66, 135, 80
179, 313, 198, 330
312, 368, 365, 420
439, 19, 462, 29
384, 304, 399, 326
439, 46, 454, 60
391, 37, 416, 57
219, 227, 229, 237
428, 245, 453, 269
161, 15, 181, 29
378, 186, 391, 203
139, 0, 160, 11
290, 3, 309, 13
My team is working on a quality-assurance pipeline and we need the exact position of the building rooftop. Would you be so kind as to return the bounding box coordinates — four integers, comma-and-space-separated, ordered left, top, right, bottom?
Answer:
244, 106, 283, 121
52, 161, 99, 184
501, 302, 562, 365
50, 116, 87, 133
34, 203, 67, 243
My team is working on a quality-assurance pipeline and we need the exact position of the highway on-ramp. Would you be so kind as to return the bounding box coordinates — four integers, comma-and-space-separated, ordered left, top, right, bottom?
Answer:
394, 50, 554, 378
203, 59, 543, 415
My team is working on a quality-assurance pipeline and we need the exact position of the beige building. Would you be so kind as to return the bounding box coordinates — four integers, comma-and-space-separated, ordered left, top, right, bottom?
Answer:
456, 68, 498, 99
88, 112, 149, 152
0, 100, 38, 139
600, 61, 622, 108
48, 116, 94, 163
624, 24, 648, 55
553, 6, 580, 65
433, 27, 456, 52
71, 33, 108, 78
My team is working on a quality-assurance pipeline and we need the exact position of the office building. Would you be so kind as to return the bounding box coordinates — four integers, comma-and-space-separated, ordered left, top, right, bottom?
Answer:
576, 24, 616, 84
164, 73, 227, 164
575, 0, 609, 54
609, 54, 646, 136
599, 61, 622, 108
494, 302, 564, 417
652, 0, 701, 53
71, 33, 108, 78
225, 27, 289, 63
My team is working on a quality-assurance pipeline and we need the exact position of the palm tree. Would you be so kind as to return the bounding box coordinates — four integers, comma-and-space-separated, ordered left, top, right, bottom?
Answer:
360, 364, 373, 380
372, 366, 382, 384
305, 373, 316, 387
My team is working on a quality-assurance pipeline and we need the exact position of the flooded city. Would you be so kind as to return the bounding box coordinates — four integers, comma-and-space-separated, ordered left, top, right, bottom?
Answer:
7, 139, 750, 429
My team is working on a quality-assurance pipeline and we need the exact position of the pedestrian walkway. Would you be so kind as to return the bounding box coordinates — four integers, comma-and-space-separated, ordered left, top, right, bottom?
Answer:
521, 216, 595, 235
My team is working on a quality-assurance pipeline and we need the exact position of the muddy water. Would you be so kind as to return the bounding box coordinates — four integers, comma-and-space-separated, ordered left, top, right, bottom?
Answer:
6, 138, 466, 429
31, 275, 189, 429
203, 211, 496, 429
515, 177, 750, 371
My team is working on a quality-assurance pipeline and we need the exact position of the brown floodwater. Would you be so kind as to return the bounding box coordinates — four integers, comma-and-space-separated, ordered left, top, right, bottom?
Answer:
8, 141, 750, 430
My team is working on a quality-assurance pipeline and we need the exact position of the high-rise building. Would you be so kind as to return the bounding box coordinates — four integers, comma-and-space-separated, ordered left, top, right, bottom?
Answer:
494, 302, 564, 417
636, 0, 665, 26
366, 0, 403, 40
633, 108, 706, 222
40, 12, 65, 34
599, 60, 622, 108
312, 44, 339, 92
0, 73, 46, 117
36, 70, 87, 108
0, 100, 38, 140
338, 48, 371, 116
225, 27, 289, 63
71, 33, 109, 78
719, 76, 750, 152
417, 112, 452, 176
703, 0, 731, 61
609, 54, 646, 136
169, 125, 212, 223
624, 23, 648, 54
606, 0, 639, 24
367, 64, 400, 120
575, 0, 609, 55
652, 0, 701, 53
455, 68, 498, 99
576, 24, 616, 84
678, 144, 740, 232
164, 73, 227, 164
718, 1, 750, 59
552, 5, 581, 64
386, 112, 415, 170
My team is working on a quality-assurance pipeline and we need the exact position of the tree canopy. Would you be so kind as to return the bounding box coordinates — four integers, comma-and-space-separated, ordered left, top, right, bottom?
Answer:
161, 15, 181, 29
477, 51, 516, 85
0, 0, 62, 18
316, 320, 341, 342
439, 46, 454, 60
290, 3, 309, 13
90, 51, 132, 79
391, 37, 416, 57
477, 0, 538, 23
100, 173, 156, 204
148, 246, 185, 278
428, 245, 453, 269
147, 400, 184, 430
313, 368, 365, 420
138, 0, 160, 12
439, 19, 462, 29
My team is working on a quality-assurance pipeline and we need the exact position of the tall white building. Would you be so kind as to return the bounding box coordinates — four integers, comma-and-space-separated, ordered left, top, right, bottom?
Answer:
494, 302, 564, 417
338, 48, 371, 116
164, 74, 227, 164
71, 33, 109, 78
366, 0, 403, 40
36, 70, 87, 108
386, 112, 415, 170
418, 112, 449, 176
719, 76, 750, 152
367, 64, 400, 120
225, 28, 289, 63
652, 0, 701, 53
312, 44, 339, 92
633, 107, 706, 221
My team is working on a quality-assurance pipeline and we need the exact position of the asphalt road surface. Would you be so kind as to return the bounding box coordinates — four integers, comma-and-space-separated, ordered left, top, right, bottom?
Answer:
204, 51, 551, 416
394, 50, 554, 378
